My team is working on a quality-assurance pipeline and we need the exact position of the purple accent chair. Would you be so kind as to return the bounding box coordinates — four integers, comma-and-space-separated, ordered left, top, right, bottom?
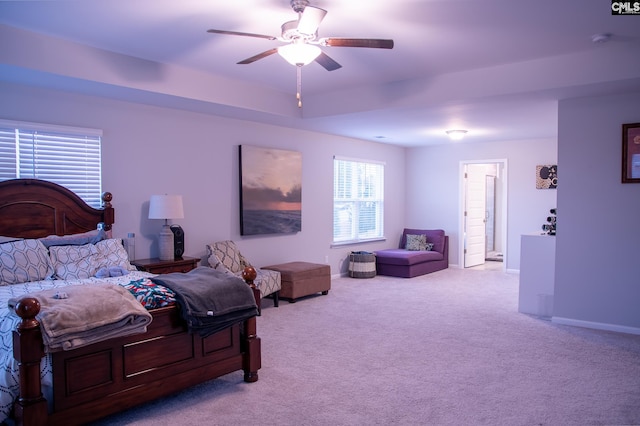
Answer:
375, 229, 449, 278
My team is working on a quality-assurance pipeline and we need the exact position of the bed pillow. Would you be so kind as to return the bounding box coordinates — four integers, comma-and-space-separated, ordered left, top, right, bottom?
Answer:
0, 236, 22, 244
39, 229, 107, 248
50, 238, 136, 280
96, 238, 136, 270
49, 243, 101, 280
0, 239, 54, 285
405, 234, 427, 251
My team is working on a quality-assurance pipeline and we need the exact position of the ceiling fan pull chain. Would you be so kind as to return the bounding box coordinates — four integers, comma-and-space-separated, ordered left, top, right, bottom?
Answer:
297, 65, 303, 108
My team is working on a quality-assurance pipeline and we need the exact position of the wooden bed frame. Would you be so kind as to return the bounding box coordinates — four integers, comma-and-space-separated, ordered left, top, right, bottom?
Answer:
0, 179, 261, 426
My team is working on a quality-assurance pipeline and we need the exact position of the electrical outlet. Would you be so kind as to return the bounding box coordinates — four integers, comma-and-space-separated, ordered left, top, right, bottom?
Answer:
324, 255, 329, 264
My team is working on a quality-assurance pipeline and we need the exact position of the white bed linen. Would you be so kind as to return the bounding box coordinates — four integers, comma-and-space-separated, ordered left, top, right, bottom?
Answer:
0, 270, 154, 422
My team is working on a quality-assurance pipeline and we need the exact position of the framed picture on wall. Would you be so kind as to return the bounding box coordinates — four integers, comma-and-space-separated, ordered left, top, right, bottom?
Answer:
622, 122, 640, 183
239, 145, 302, 235
536, 164, 557, 189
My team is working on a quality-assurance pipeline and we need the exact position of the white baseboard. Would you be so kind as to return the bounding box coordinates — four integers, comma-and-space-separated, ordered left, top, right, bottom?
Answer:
450, 263, 519, 274
552, 316, 640, 336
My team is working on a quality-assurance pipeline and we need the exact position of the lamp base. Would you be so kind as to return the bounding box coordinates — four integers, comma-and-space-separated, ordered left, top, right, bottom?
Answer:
158, 225, 174, 261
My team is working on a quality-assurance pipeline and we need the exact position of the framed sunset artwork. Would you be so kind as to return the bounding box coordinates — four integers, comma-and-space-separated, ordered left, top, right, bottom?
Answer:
239, 145, 302, 235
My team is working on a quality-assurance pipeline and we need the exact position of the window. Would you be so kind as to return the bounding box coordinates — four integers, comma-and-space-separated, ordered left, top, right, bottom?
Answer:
0, 119, 102, 207
333, 156, 384, 244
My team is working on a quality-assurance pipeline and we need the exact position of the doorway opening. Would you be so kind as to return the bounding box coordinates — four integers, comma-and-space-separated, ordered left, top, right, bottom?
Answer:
459, 160, 508, 270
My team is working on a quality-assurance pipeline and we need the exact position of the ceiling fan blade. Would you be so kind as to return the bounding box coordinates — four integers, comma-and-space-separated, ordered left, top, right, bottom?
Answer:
237, 48, 279, 65
322, 38, 394, 49
207, 29, 276, 40
297, 6, 327, 35
315, 52, 342, 71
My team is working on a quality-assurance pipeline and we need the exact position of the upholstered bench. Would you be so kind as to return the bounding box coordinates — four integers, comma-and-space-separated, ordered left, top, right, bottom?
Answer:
262, 261, 330, 303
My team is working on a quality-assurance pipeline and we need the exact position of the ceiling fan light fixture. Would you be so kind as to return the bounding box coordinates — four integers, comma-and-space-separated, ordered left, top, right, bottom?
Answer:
278, 42, 321, 66
446, 129, 468, 141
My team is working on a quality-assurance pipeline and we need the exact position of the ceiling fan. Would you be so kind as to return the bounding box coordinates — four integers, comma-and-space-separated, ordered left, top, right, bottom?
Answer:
206, 0, 394, 106
207, 0, 394, 70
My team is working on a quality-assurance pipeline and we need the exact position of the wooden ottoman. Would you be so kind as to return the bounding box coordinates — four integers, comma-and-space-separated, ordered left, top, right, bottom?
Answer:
262, 261, 331, 303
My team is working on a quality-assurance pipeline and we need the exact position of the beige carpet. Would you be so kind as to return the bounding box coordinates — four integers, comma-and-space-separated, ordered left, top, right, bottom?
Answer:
94, 267, 640, 426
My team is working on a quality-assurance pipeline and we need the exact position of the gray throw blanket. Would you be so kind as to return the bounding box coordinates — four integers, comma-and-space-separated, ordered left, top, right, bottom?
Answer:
150, 267, 258, 337
9, 284, 152, 352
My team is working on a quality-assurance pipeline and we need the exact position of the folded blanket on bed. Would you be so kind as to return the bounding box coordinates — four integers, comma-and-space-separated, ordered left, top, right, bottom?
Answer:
8, 283, 152, 352
151, 267, 258, 337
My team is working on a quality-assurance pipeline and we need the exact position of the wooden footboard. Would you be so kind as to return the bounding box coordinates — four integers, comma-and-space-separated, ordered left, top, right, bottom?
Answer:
12, 279, 261, 426
0, 179, 261, 425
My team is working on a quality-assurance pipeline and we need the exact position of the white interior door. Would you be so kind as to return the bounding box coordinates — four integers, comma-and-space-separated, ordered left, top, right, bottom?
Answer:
485, 175, 496, 252
464, 164, 487, 268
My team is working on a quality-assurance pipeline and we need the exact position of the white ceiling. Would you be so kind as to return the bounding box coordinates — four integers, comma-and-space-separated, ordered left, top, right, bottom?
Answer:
1, 0, 640, 147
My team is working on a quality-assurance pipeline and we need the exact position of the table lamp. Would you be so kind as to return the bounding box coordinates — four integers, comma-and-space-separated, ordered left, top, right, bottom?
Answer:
148, 194, 184, 261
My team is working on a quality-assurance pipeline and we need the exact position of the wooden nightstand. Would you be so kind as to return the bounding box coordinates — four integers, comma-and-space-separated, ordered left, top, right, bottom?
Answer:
131, 256, 199, 274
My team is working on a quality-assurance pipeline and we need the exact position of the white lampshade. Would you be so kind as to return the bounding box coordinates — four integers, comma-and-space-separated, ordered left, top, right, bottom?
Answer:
278, 43, 321, 66
148, 195, 184, 220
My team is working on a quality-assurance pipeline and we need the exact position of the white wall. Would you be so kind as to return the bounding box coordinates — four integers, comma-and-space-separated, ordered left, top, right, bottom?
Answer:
554, 91, 640, 332
0, 82, 406, 275
405, 138, 557, 271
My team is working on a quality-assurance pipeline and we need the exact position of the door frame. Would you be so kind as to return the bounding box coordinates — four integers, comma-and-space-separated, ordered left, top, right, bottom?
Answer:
458, 159, 508, 270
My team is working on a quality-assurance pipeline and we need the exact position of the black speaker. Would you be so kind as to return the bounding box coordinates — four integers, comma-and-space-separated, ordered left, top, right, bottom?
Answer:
170, 225, 184, 258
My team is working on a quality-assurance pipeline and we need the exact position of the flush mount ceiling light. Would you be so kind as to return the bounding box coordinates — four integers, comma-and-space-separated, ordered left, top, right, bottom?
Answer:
446, 129, 468, 141
591, 33, 611, 44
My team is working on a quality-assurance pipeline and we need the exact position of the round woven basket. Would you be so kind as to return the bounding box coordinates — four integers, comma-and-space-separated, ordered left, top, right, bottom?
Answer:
348, 251, 376, 278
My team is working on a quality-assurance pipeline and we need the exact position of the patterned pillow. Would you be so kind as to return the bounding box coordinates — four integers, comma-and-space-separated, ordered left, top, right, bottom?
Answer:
0, 239, 54, 285
206, 249, 231, 274
95, 239, 136, 271
405, 234, 427, 251
207, 241, 244, 274
49, 243, 101, 280
50, 238, 135, 280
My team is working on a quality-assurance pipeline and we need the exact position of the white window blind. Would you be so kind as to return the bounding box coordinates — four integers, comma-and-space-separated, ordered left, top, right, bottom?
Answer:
333, 157, 384, 244
0, 120, 102, 207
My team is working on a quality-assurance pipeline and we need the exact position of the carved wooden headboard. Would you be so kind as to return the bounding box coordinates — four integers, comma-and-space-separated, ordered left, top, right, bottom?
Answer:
0, 179, 114, 239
